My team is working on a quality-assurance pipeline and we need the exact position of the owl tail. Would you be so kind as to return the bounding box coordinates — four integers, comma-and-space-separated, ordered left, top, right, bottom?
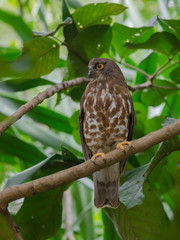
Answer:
92, 163, 120, 208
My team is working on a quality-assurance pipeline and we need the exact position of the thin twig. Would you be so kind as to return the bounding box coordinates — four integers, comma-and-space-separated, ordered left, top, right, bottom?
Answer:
1, 209, 23, 240
119, 60, 151, 80
154, 60, 180, 77
153, 86, 178, 118
152, 84, 180, 90
150, 56, 175, 81
18, 0, 23, 18
109, 54, 151, 79
33, 17, 72, 37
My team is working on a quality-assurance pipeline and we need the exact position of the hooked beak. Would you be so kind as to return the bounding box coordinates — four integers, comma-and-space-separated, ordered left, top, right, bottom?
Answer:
88, 67, 95, 78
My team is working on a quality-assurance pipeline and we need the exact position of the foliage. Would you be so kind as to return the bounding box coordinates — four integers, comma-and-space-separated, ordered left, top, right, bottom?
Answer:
0, 0, 180, 239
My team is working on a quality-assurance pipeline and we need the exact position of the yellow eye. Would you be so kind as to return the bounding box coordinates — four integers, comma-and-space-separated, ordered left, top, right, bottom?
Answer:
96, 63, 104, 70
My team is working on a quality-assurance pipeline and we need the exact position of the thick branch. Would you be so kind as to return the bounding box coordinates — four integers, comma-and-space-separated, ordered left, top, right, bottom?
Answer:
0, 120, 180, 211
0, 77, 89, 136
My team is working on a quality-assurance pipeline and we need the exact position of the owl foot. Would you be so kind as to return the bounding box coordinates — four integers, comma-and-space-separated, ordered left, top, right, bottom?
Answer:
91, 153, 105, 165
116, 141, 131, 152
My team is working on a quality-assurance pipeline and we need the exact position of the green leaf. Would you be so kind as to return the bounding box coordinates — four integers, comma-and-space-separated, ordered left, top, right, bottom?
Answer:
119, 164, 150, 209
18, 37, 60, 78
144, 137, 180, 181
162, 92, 180, 117
0, 46, 21, 61
162, 117, 179, 127
67, 0, 82, 9
125, 32, 180, 56
105, 183, 169, 240
0, 105, 80, 155
135, 52, 166, 85
66, 24, 112, 101
158, 18, 180, 41
141, 79, 176, 106
0, 94, 73, 134
0, 9, 32, 42
62, 0, 78, 45
170, 65, 180, 83
71, 182, 95, 240
72, 3, 127, 31
0, 214, 15, 240
4, 153, 83, 189
72, 128, 81, 144
0, 132, 46, 164
102, 211, 121, 240
112, 23, 154, 58
15, 186, 67, 240
0, 37, 60, 78
3, 154, 57, 189
69, 110, 80, 128
0, 37, 59, 78
0, 78, 54, 91
14, 118, 80, 156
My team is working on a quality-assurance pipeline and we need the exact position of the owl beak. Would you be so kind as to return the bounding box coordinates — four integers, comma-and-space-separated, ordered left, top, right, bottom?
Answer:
88, 67, 95, 78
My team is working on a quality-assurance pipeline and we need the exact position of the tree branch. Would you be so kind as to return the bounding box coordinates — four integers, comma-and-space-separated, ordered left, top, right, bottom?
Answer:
0, 120, 180, 211
0, 77, 89, 136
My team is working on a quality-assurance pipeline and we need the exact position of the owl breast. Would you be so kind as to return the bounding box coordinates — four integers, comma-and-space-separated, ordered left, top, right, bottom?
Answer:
83, 81, 130, 154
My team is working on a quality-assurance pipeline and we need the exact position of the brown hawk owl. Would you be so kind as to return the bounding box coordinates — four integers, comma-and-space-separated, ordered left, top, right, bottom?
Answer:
79, 58, 136, 208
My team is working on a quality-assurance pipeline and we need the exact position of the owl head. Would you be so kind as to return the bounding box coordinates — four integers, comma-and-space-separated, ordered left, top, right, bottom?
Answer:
88, 58, 121, 79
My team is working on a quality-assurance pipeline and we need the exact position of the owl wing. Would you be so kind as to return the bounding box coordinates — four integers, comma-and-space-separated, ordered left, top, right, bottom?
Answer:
79, 94, 93, 161
127, 96, 136, 141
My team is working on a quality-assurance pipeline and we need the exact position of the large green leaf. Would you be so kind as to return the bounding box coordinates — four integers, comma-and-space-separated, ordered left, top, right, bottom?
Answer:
102, 211, 121, 240
0, 77, 54, 91
66, 25, 112, 101
104, 183, 169, 240
72, 3, 127, 31
3, 154, 57, 189
162, 92, 180, 117
0, 132, 46, 164
170, 65, 180, 83
112, 23, 154, 58
71, 182, 95, 240
4, 152, 83, 189
0, 94, 73, 134
62, 0, 78, 45
125, 31, 180, 56
0, 46, 21, 61
0, 101, 80, 155
67, 0, 82, 9
134, 52, 166, 85
0, 37, 60, 78
140, 79, 177, 106
0, 214, 15, 240
119, 164, 150, 209
14, 118, 80, 155
0, 9, 32, 42
158, 18, 180, 41
19, 37, 60, 78
15, 186, 67, 240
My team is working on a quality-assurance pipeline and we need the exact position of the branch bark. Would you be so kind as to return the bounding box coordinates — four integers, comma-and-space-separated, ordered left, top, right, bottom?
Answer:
0, 120, 180, 211
1, 209, 23, 240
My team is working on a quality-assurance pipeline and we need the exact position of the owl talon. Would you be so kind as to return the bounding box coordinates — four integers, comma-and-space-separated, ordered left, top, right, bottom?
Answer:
116, 141, 131, 152
91, 153, 106, 164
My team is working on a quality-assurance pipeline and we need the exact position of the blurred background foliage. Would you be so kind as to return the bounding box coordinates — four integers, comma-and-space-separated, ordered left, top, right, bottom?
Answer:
0, 0, 180, 239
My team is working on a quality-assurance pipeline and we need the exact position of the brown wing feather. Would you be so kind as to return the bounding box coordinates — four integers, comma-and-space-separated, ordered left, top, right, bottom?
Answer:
127, 97, 136, 141
79, 94, 93, 160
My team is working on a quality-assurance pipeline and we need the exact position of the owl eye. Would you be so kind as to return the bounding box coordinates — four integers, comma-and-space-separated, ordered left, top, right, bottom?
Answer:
96, 63, 104, 70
